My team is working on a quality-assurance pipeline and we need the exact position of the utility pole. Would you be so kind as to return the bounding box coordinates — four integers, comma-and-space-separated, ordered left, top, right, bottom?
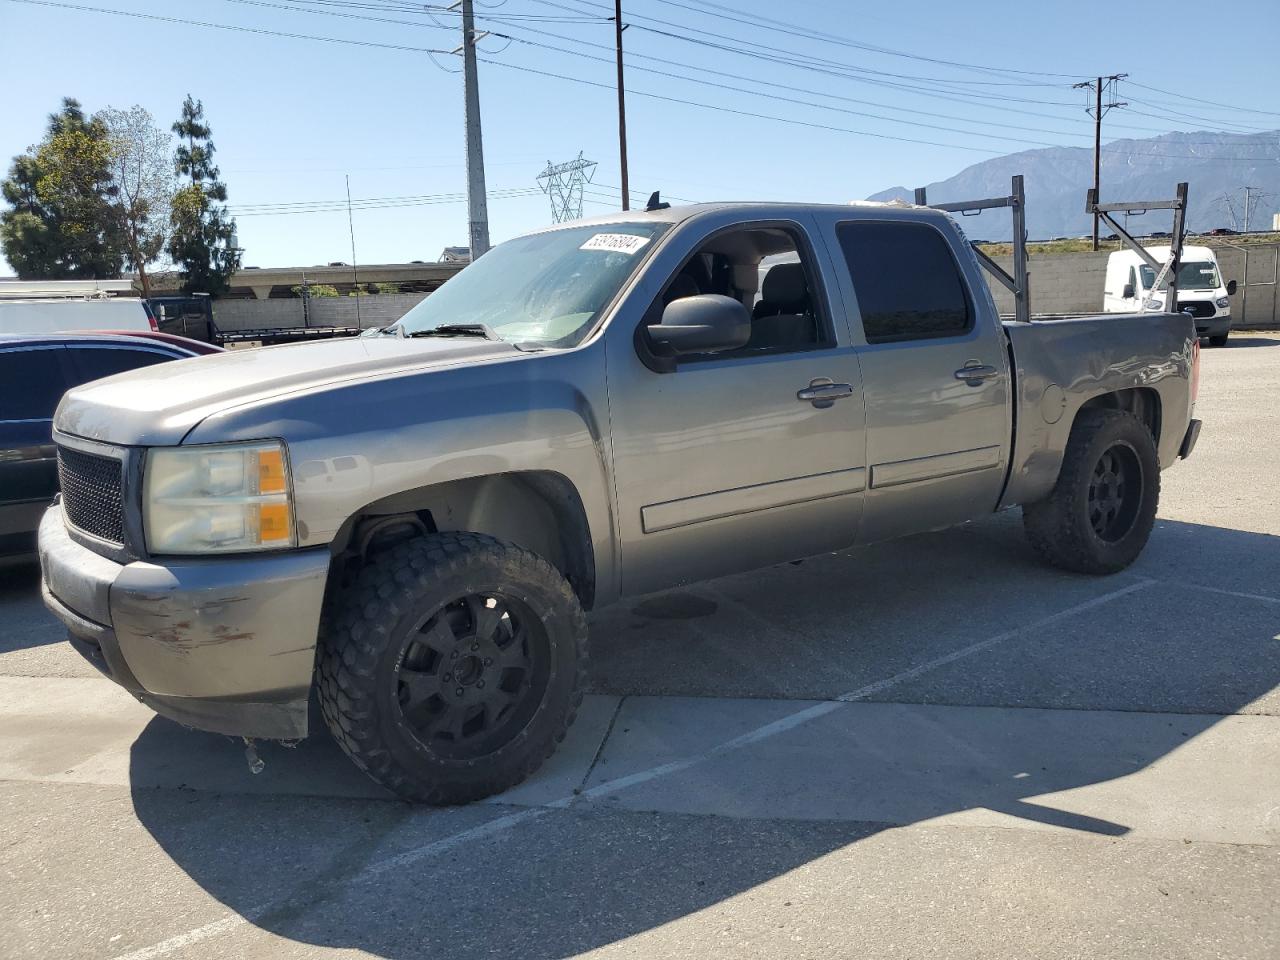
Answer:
1074, 74, 1127, 251
459, 0, 491, 257
346, 174, 362, 327
613, 0, 630, 210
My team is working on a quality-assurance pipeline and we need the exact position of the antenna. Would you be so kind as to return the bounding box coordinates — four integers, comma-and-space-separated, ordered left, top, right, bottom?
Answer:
536, 152, 597, 222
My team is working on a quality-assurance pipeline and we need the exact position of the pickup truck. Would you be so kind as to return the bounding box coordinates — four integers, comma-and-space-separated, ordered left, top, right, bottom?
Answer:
38, 195, 1202, 804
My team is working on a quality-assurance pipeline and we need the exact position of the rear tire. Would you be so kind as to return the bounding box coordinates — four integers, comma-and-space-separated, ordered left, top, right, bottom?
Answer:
1022, 410, 1159, 575
1208, 333, 1229, 347
317, 532, 587, 804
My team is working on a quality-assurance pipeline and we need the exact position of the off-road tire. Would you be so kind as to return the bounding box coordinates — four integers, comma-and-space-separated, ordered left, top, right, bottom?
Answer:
1022, 409, 1160, 575
317, 532, 587, 804
1208, 333, 1229, 347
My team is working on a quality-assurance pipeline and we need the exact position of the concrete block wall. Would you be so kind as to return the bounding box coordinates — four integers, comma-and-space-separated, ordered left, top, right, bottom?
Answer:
213, 292, 429, 331
980, 242, 1279, 328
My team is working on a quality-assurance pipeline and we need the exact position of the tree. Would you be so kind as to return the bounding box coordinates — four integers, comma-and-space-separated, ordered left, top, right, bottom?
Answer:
168, 95, 240, 295
290, 283, 338, 298
98, 106, 173, 297
0, 98, 124, 278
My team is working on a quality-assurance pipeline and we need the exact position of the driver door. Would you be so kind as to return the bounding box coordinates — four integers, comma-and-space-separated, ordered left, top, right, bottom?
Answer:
604, 217, 867, 596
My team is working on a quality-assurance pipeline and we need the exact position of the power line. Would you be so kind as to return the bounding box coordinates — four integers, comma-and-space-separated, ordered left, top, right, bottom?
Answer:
1126, 80, 1280, 119
643, 0, 1089, 82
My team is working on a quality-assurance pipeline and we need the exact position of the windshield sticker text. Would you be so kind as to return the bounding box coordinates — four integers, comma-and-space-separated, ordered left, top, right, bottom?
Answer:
579, 233, 651, 255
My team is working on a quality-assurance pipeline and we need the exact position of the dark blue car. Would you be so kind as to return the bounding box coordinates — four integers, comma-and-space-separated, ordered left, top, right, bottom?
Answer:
0, 332, 215, 559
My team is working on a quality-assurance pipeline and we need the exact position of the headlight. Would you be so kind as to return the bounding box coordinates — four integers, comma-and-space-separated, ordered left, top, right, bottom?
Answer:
144, 441, 294, 554
1215, 296, 1230, 309
1142, 298, 1164, 311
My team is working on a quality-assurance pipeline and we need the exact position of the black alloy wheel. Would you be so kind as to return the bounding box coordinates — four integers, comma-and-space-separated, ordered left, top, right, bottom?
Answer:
395, 593, 549, 761
1087, 443, 1143, 543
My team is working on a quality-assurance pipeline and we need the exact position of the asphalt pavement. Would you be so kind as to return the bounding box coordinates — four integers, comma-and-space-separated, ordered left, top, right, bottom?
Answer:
2, 334, 1278, 960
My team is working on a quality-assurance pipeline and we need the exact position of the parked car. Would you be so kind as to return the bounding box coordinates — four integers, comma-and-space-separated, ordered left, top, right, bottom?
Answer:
39, 199, 1200, 804
0, 333, 216, 558
1102, 245, 1236, 345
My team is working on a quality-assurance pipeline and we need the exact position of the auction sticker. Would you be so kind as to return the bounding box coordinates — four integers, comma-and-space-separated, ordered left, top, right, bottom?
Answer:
580, 233, 652, 254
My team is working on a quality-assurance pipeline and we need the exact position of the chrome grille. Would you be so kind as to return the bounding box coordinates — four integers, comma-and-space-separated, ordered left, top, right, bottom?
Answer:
57, 447, 125, 544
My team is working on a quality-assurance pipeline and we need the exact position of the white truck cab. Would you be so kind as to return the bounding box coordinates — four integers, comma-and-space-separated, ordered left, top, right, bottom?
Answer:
1103, 245, 1235, 345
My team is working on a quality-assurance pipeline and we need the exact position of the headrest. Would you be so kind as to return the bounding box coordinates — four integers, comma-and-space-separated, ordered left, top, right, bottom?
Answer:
761, 262, 807, 305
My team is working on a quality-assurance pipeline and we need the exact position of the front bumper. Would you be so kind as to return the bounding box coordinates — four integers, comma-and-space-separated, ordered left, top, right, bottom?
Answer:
1194, 314, 1230, 338
38, 505, 330, 739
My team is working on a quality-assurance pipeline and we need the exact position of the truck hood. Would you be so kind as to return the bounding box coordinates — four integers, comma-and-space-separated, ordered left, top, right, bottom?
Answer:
55, 334, 521, 446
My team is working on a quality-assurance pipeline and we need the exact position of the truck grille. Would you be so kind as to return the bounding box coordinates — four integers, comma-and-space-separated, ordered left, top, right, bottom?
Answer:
1176, 300, 1215, 319
57, 447, 125, 544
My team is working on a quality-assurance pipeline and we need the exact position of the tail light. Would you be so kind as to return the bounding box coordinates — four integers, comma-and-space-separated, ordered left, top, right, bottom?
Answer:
1190, 337, 1200, 404
148, 313, 159, 331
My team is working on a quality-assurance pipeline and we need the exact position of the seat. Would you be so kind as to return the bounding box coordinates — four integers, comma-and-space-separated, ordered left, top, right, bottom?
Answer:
749, 262, 818, 350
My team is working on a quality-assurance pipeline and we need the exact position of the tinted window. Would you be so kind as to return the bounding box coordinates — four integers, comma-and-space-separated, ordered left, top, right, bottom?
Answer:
837, 221, 971, 343
69, 346, 174, 384
0, 348, 69, 421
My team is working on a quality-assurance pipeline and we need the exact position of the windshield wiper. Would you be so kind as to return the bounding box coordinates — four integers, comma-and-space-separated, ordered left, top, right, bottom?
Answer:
406, 323, 501, 341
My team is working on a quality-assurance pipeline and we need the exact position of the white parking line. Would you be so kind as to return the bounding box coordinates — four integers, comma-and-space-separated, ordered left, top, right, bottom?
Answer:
837, 578, 1156, 701
1169, 581, 1280, 606
111, 577, 1152, 960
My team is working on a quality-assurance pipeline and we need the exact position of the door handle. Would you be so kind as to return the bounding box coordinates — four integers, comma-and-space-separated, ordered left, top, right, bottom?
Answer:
797, 379, 855, 408
954, 364, 999, 385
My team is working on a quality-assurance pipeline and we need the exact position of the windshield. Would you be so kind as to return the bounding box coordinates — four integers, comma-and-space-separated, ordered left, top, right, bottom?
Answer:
1139, 260, 1221, 291
393, 222, 667, 347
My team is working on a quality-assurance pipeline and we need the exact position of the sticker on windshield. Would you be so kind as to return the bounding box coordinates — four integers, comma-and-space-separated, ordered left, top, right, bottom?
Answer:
579, 233, 651, 255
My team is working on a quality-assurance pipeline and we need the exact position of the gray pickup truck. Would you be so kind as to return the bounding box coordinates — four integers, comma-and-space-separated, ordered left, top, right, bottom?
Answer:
39, 188, 1202, 803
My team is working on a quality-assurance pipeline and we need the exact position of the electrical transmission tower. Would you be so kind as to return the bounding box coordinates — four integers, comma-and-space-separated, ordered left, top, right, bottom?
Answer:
1216, 186, 1273, 232
537, 153, 598, 223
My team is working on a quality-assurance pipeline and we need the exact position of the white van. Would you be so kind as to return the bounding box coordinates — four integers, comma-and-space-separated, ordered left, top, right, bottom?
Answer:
0, 296, 156, 335
1103, 245, 1235, 345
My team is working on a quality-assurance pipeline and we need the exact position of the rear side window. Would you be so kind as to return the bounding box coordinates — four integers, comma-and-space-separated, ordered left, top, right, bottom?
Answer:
68, 346, 174, 384
0, 348, 69, 421
836, 220, 972, 344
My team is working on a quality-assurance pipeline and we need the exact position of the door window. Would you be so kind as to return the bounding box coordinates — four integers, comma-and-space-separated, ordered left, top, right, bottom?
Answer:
836, 220, 972, 344
647, 225, 832, 361
0, 348, 69, 421
68, 346, 175, 384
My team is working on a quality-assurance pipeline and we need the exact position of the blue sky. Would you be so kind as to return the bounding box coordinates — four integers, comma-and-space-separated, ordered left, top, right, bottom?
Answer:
1, 0, 1277, 272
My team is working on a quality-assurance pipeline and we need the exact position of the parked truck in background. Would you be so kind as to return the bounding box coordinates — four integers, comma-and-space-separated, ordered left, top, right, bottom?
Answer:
1103, 244, 1235, 346
38, 183, 1202, 804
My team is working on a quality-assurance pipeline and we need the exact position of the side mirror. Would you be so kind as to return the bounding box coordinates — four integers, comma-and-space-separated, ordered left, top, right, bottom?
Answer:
1121, 282, 1135, 299
647, 294, 751, 360
1226, 279, 1238, 296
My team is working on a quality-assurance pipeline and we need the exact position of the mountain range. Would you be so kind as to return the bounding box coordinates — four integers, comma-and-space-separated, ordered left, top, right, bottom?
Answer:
868, 131, 1280, 241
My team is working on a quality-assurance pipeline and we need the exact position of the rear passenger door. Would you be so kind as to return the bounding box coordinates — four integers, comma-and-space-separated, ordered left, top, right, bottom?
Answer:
826, 216, 1012, 543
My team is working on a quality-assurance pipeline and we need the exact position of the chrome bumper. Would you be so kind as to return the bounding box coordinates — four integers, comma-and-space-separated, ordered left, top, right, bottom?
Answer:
38, 505, 330, 739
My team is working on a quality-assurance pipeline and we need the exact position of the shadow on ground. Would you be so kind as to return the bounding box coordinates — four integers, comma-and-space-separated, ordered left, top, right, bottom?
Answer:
128, 515, 1280, 959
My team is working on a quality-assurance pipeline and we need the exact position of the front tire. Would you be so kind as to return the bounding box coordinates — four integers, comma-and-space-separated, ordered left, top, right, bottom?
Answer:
318, 532, 587, 804
1022, 410, 1160, 575
1208, 333, 1229, 347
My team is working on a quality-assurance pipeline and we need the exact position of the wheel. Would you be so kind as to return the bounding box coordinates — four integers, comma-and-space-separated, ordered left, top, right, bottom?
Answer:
318, 532, 587, 804
1022, 410, 1160, 575
1208, 333, 1229, 347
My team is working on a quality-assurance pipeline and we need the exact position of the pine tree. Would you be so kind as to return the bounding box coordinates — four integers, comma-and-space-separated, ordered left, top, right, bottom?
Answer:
168, 95, 240, 295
